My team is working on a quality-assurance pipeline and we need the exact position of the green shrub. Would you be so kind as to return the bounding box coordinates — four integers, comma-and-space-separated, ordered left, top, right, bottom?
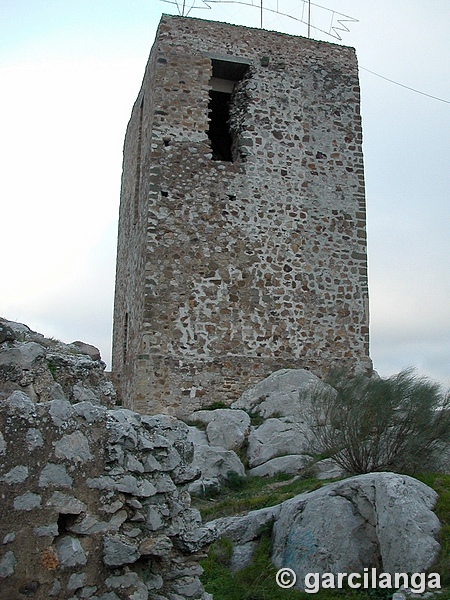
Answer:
225, 470, 247, 491
310, 369, 450, 475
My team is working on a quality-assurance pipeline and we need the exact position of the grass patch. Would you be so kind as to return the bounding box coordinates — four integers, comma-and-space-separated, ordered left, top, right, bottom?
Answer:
201, 531, 406, 600
202, 401, 229, 411
201, 528, 306, 600
192, 474, 324, 522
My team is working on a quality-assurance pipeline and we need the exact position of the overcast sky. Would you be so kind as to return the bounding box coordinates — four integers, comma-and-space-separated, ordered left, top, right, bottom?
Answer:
1, 0, 449, 389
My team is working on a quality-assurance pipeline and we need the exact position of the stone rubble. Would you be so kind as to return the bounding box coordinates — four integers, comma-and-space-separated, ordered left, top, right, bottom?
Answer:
0, 319, 211, 600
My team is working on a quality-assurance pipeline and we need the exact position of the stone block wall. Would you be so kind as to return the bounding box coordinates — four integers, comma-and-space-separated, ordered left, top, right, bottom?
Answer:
112, 15, 372, 416
0, 320, 211, 600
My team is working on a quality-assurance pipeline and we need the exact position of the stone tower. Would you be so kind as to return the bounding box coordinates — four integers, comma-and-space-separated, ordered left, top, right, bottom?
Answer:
112, 15, 371, 416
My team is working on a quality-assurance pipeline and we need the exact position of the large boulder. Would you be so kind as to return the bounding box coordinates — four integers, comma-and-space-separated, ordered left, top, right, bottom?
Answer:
249, 454, 310, 478
231, 368, 323, 421
271, 472, 440, 588
232, 369, 331, 476
187, 426, 246, 496
190, 409, 250, 451
205, 473, 440, 587
247, 417, 311, 468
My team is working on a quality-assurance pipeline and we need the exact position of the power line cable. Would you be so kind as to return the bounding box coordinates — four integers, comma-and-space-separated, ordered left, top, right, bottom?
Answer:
360, 67, 450, 104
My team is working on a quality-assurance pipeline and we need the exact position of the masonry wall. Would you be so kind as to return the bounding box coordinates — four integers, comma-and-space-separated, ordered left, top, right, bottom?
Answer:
112, 15, 371, 416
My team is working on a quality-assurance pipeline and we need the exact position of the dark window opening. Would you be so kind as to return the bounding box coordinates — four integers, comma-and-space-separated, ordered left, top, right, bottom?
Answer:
208, 90, 233, 161
57, 513, 79, 535
207, 58, 249, 162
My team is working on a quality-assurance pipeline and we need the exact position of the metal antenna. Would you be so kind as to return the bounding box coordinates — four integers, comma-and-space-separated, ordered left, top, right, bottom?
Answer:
307, 0, 311, 38
159, 0, 358, 41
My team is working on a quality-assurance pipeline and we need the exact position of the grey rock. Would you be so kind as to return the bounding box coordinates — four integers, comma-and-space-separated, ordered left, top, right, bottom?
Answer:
103, 535, 140, 566
0, 319, 31, 337
0, 341, 45, 369
187, 425, 209, 446
212, 505, 281, 546
26, 427, 43, 450
249, 454, 310, 477
205, 409, 250, 450
54, 430, 93, 462
39, 463, 72, 487
87, 475, 157, 497
71, 341, 101, 361
68, 511, 127, 535
147, 506, 164, 531
106, 572, 143, 589
49, 382, 66, 400
314, 458, 346, 480
139, 535, 173, 557
230, 542, 258, 571
109, 408, 141, 427
2, 533, 15, 544
271, 472, 441, 588
68, 572, 87, 591
48, 579, 61, 596
100, 499, 124, 514
188, 410, 219, 426
79, 586, 97, 598
126, 454, 145, 473
188, 444, 245, 494
49, 398, 74, 426
232, 368, 321, 420
247, 418, 310, 467
0, 323, 15, 343
3, 390, 36, 420
47, 491, 86, 514
73, 384, 100, 404
153, 472, 176, 493
13, 491, 41, 510
171, 578, 204, 597
73, 401, 107, 422
56, 536, 87, 567
0, 431, 6, 455
157, 446, 182, 471
0, 551, 17, 578
107, 421, 138, 449
1, 465, 29, 484
34, 523, 59, 537
138, 433, 155, 452
374, 473, 440, 572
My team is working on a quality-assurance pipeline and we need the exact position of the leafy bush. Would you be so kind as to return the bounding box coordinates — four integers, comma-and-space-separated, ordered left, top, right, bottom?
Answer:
310, 369, 450, 475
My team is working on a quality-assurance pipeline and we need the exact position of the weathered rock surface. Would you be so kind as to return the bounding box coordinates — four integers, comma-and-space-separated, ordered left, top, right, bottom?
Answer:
0, 317, 115, 407
248, 454, 310, 478
271, 473, 440, 587
205, 472, 441, 587
186, 370, 342, 484
189, 408, 250, 451
231, 369, 334, 476
247, 417, 310, 468
231, 368, 322, 421
187, 439, 246, 496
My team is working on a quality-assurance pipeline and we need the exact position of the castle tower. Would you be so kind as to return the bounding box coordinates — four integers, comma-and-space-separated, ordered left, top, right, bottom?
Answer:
112, 15, 371, 416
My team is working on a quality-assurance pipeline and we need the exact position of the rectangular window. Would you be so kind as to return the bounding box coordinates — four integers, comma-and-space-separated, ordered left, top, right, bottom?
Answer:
207, 58, 249, 162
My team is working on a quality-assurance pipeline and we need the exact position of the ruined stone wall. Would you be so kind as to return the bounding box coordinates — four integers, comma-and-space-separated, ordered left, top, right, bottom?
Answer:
113, 15, 371, 417
0, 320, 211, 600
